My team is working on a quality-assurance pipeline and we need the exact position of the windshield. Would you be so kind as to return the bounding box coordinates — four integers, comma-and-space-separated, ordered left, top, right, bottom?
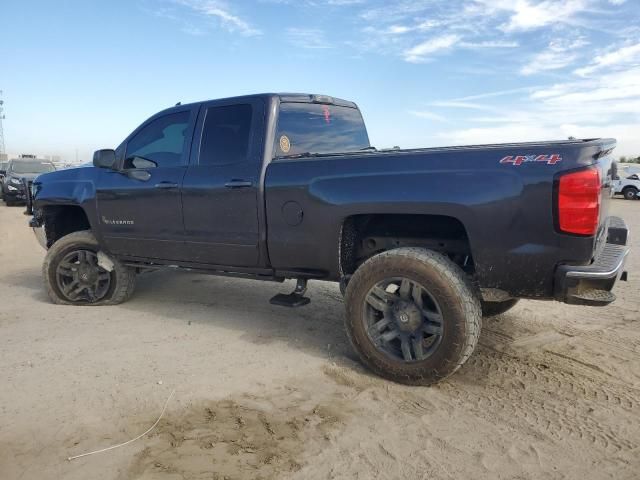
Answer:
275, 102, 370, 157
10, 161, 56, 174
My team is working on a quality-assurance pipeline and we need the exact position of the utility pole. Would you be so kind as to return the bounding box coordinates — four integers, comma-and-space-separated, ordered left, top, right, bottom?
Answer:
0, 90, 6, 154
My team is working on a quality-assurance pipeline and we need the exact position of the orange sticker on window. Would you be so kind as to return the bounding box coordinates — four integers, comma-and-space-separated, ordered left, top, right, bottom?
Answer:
279, 135, 291, 153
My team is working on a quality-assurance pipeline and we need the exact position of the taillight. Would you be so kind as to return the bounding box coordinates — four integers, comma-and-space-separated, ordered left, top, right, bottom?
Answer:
558, 167, 601, 235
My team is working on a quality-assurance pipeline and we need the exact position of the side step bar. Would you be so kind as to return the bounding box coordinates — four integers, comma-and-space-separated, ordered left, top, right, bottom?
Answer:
270, 279, 311, 307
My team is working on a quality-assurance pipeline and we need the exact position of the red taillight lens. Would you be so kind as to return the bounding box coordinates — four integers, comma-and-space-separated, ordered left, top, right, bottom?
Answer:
558, 167, 601, 235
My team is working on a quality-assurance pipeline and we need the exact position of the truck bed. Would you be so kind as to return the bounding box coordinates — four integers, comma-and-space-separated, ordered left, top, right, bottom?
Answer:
265, 138, 616, 298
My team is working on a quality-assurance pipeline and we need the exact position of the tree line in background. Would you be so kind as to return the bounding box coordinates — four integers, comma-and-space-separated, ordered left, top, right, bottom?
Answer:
619, 156, 640, 163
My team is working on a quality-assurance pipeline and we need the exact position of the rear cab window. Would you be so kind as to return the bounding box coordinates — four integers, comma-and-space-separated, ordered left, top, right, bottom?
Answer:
199, 104, 253, 166
274, 102, 370, 157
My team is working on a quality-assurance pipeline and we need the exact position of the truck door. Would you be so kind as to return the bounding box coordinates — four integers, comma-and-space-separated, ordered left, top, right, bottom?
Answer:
96, 107, 197, 260
181, 98, 265, 266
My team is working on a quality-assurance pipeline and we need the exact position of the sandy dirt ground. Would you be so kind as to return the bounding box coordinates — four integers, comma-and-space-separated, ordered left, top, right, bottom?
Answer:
0, 199, 638, 480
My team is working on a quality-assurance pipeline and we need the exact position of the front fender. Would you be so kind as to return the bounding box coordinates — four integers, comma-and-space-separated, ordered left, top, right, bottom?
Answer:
31, 167, 101, 241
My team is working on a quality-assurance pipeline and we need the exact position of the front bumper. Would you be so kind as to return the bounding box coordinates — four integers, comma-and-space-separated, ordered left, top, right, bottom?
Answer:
554, 216, 629, 306
25, 184, 47, 249
3, 180, 29, 203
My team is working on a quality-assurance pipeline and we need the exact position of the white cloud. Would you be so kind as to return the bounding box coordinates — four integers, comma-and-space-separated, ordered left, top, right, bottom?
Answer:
383, 19, 441, 35
409, 110, 450, 122
285, 28, 332, 49
174, 0, 262, 36
387, 25, 413, 34
403, 34, 460, 62
357, 0, 595, 64
575, 42, 640, 76
431, 101, 497, 111
327, 0, 365, 4
402, 35, 517, 63
428, 66, 640, 156
468, 0, 590, 32
453, 87, 541, 101
459, 40, 519, 49
520, 37, 589, 75
436, 122, 640, 157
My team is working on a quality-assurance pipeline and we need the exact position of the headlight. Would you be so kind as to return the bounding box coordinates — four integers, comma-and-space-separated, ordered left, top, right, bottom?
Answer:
7, 185, 18, 191
9, 177, 22, 185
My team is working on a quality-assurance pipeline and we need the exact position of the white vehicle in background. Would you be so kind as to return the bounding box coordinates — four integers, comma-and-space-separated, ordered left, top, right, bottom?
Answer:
613, 171, 640, 200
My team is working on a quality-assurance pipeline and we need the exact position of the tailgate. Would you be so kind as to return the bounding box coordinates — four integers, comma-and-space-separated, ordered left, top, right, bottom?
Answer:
591, 139, 617, 259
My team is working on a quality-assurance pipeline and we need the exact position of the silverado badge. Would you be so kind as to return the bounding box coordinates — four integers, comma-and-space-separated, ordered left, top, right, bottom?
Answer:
102, 216, 134, 225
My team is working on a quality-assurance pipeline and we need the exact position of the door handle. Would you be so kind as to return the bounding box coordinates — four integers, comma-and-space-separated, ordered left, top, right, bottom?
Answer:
154, 182, 179, 189
224, 180, 253, 188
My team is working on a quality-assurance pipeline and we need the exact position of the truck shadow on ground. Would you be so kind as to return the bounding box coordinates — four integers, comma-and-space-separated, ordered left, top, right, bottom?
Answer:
9, 267, 531, 378
121, 269, 357, 362
120, 270, 529, 379
9, 265, 531, 382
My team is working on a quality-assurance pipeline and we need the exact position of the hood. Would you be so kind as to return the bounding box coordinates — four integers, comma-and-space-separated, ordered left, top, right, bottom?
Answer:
9, 172, 41, 181
32, 165, 99, 187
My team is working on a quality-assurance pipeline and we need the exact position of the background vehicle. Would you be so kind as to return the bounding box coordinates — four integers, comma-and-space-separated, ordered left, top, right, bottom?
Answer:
613, 172, 640, 200
0, 160, 8, 199
2, 158, 55, 206
27, 93, 630, 385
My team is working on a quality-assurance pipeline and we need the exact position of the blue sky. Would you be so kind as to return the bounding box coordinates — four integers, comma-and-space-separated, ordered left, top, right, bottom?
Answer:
2, 0, 640, 161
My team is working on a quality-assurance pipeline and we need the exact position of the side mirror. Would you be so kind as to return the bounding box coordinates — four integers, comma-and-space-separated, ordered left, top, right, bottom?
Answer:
93, 149, 117, 169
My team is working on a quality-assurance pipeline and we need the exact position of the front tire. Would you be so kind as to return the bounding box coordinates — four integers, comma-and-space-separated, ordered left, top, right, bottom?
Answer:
344, 248, 481, 385
623, 187, 638, 200
43, 231, 136, 306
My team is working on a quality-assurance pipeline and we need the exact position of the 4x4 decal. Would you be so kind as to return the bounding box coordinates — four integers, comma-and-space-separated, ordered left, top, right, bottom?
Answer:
500, 154, 562, 166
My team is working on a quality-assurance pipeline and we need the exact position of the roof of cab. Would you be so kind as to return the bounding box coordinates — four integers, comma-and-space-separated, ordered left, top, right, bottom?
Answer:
159, 93, 358, 115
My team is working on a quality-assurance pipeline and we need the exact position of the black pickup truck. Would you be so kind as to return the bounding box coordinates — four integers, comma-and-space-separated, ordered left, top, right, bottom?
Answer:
27, 93, 630, 385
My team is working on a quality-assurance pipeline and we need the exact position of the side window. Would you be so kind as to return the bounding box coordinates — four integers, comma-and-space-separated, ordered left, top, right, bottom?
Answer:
125, 111, 190, 168
199, 104, 252, 166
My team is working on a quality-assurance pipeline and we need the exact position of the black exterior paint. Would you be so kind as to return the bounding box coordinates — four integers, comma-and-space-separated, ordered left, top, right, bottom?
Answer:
30, 93, 620, 300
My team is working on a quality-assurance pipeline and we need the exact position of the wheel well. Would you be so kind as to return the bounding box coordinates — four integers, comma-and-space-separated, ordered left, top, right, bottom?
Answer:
340, 214, 473, 276
41, 205, 91, 247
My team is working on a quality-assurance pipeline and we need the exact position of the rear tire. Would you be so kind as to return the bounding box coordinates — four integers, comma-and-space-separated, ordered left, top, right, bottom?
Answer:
481, 298, 519, 317
43, 231, 136, 306
623, 187, 638, 200
344, 248, 481, 385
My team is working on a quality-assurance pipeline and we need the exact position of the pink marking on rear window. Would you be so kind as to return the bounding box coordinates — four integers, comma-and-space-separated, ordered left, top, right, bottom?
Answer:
322, 105, 331, 124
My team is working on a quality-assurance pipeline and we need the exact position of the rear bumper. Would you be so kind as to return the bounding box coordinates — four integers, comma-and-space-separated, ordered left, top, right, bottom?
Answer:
554, 216, 629, 306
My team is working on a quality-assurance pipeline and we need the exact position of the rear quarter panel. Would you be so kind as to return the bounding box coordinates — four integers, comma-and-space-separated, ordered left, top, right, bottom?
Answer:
265, 141, 610, 298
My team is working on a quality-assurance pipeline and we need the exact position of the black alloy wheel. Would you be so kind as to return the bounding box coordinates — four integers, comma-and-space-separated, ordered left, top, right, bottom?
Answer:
363, 277, 443, 362
55, 249, 112, 303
